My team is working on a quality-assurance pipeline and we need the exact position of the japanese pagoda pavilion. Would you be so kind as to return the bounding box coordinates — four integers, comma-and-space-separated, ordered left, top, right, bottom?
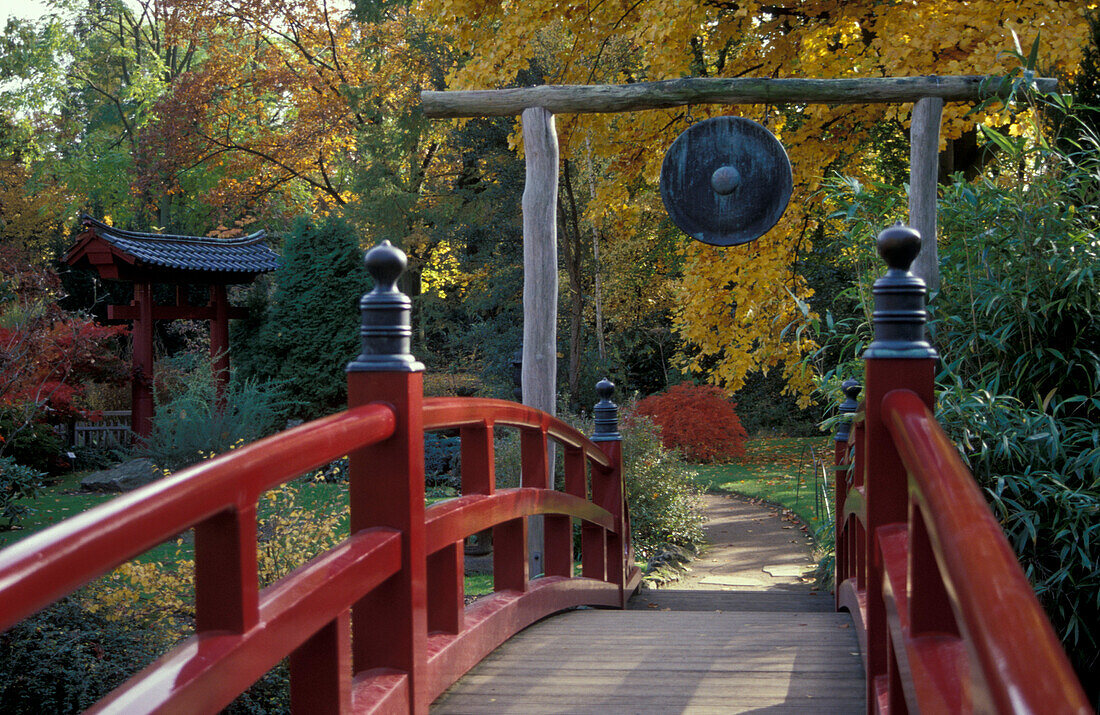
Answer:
64, 216, 279, 439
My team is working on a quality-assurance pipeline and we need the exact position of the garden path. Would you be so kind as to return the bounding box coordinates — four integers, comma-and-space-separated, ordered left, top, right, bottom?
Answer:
658, 492, 820, 592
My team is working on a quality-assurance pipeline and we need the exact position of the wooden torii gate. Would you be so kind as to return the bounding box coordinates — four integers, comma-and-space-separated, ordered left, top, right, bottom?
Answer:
420, 74, 1057, 424
64, 216, 279, 439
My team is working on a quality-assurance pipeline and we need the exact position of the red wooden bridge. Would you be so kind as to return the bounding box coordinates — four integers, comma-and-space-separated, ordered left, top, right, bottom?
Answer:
0, 231, 1091, 713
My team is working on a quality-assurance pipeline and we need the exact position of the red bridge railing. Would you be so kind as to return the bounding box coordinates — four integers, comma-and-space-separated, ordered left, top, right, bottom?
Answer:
833, 225, 1090, 713
0, 240, 639, 713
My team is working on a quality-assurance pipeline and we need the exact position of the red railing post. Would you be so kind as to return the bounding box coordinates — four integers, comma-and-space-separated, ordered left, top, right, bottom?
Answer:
590, 379, 625, 604
194, 506, 259, 633
851, 417, 866, 594
290, 610, 352, 712
343, 240, 428, 714
861, 224, 937, 709
833, 379, 860, 610
545, 444, 584, 577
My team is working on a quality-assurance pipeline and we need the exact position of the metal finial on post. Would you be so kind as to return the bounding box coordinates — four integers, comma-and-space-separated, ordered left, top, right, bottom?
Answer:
346, 240, 425, 373
591, 378, 621, 442
834, 379, 862, 444
863, 223, 938, 360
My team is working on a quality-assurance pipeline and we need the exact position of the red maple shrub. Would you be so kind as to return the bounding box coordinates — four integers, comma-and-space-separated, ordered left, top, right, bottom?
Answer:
0, 246, 129, 470
634, 383, 748, 463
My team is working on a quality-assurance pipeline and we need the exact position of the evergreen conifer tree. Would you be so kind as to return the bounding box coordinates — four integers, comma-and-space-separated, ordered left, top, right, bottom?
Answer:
236, 214, 368, 419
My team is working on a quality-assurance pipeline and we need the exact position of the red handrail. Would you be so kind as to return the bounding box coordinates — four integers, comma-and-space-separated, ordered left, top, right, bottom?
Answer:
0, 390, 635, 713
834, 223, 1090, 712
408, 395, 636, 706
0, 403, 396, 633
881, 389, 1090, 714
423, 396, 613, 468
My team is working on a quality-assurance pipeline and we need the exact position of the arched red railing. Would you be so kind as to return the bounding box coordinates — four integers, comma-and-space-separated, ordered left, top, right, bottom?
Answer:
0, 241, 639, 713
0, 404, 400, 712
833, 225, 1090, 713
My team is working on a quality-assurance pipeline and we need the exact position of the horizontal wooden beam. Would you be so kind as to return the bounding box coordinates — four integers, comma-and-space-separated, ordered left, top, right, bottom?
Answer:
422, 75, 1057, 118
108, 304, 248, 321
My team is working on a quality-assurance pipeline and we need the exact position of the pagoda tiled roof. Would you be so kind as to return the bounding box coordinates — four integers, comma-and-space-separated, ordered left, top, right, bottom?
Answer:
77, 216, 279, 274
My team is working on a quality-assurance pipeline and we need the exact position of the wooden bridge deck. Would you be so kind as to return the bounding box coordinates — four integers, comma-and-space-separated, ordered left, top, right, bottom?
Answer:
432, 589, 865, 713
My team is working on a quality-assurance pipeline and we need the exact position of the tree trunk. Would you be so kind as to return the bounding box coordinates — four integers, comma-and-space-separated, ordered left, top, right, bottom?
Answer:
584, 136, 606, 362
560, 159, 585, 407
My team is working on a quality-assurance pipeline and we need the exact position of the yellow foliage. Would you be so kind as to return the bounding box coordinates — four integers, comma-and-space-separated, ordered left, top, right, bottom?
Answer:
80, 479, 345, 646
420, 238, 470, 298
0, 160, 69, 261
418, 0, 1095, 398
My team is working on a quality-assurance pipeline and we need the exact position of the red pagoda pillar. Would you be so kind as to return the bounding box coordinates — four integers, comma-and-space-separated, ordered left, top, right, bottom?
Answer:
210, 284, 231, 402
131, 281, 156, 439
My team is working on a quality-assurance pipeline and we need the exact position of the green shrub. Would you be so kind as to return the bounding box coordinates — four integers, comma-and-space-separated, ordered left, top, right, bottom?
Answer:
489, 410, 705, 560
621, 412, 706, 560
0, 412, 63, 473
424, 432, 461, 489
0, 455, 45, 529
233, 214, 368, 420
70, 442, 130, 472
489, 426, 522, 490
143, 365, 289, 471
635, 383, 748, 463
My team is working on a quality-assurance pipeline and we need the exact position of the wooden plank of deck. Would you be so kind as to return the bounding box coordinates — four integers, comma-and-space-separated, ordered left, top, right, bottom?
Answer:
432, 607, 865, 713
628, 588, 835, 613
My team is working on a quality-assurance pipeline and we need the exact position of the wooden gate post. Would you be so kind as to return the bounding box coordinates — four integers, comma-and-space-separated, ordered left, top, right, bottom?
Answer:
344, 240, 428, 713
909, 97, 944, 294
861, 224, 938, 707
131, 281, 155, 439
521, 106, 559, 575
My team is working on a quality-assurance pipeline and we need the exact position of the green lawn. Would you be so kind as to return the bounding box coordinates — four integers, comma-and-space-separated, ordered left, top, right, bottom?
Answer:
692, 436, 835, 533
0, 471, 113, 549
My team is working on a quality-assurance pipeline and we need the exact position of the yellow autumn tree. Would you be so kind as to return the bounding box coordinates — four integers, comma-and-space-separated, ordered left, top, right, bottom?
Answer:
419, 0, 1095, 400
